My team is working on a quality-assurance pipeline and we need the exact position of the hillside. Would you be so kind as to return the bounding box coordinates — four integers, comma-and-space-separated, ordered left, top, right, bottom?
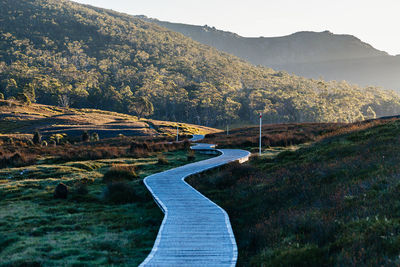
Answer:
189, 118, 400, 265
0, 100, 217, 139
1, 0, 400, 126
144, 17, 400, 91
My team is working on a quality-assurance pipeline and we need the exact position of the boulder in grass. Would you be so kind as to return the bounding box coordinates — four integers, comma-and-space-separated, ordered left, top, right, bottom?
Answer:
54, 183, 68, 199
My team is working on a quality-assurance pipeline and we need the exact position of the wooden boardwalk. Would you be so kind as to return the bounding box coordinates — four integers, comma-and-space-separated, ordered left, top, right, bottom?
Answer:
140, 137, 250, 266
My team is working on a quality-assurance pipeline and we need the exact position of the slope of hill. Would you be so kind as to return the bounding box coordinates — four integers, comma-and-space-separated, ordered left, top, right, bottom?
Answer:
0, 100, 217, 138
189, 118, 400, 265
144, 17, 400, 91
1, 0, 400, 127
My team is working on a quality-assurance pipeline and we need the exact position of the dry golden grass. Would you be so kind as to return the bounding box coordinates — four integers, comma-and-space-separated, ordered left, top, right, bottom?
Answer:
0, 100, 218, 138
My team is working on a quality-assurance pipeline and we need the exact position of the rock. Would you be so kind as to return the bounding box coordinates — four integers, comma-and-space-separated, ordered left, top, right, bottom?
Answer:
54, 183, 68, 199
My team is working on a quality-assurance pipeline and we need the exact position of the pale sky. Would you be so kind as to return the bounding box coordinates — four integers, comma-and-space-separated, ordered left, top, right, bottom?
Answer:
73, 0, 400, 55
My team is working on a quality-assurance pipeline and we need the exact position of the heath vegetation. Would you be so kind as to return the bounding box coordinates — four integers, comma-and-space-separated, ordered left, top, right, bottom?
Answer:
189, 118, 400, 266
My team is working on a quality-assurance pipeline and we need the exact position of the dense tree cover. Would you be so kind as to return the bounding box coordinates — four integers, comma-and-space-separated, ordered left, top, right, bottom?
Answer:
128, 96, 154, 119
1, 0, 400, 126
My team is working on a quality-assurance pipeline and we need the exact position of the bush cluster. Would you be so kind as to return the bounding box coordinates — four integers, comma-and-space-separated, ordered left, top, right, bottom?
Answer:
102, 164, 138, 184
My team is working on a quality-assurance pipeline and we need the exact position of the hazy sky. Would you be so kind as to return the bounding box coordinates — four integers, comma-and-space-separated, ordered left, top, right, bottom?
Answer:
73, 0, 400, 55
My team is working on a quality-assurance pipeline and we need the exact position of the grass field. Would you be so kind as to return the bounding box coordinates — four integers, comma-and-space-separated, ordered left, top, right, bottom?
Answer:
0, 146, 213, 266
4, 100, 399, 266
189, 118, 400, 266
0, 100, 218, 139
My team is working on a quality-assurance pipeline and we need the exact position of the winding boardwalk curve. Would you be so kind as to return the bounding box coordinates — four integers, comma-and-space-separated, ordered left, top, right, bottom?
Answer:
140, 135, 250, 266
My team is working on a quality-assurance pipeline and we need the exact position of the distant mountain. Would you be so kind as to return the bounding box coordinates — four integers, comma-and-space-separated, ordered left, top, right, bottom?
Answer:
141, 16, 400, 91
1, 0, 400, 127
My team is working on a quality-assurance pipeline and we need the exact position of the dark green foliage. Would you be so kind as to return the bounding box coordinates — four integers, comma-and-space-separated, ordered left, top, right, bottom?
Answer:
91, 132, 99, 141
187, 150, 195, 161
48, 139, 56, 147
73, 182, 88, 196
81, 131, 90, 142
102, 182, 138, 204
128, 97, 154, 119
15, 93, 31, 105
0, 0, 399, 126
26, 139, 34, 146
262, 246, 327, 267
32, 131, 41, 145
54, 183, 68, 199
183, 140, 191, 150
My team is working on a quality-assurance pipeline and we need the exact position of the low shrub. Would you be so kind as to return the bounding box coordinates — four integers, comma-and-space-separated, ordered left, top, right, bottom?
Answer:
91, 132, 100, 141
0, 152, 35, 168
32, 131, 41, 145
26, 140, 34, 146
5, 137, 14, 145
82, 131, 90, 142
102, 164, 138, 184
157, 154, 169, 165
54, 183, 68, 199
187, 150, 196, 161
183, 140, 191, 149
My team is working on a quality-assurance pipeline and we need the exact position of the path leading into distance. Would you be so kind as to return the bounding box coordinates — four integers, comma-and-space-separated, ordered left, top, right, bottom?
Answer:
140, 135, 250, 266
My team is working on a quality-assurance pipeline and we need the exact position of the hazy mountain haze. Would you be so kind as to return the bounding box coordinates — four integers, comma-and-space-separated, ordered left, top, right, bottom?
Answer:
143, 17, 400, 91
72, 0, 400, 56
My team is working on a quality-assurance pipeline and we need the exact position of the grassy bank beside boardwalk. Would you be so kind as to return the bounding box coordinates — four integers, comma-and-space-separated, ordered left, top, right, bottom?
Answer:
189, 118, 400, 266
0, 146, 213, 266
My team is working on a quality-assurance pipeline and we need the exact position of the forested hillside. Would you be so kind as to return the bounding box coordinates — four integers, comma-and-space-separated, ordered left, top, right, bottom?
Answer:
1, 0, 400, 126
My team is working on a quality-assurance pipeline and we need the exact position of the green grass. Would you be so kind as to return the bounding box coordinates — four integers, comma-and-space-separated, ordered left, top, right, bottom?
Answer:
188, 118, 400, 266
0, 150, 213, 266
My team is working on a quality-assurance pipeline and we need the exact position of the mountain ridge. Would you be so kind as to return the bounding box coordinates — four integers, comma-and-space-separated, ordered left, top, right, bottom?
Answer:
141, 16, 400, 90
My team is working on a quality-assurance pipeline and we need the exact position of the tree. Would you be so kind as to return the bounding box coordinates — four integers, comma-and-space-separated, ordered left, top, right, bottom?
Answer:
5, 78, 17, 96
82, 131, 90, 142
23, 83, 36, 103
32, 131, 41, 145
128, 97, 154, 119
58, 94, 71, 108
16, 93, 31, 105
0, 93, 4, 100
91, 132, 100, 141
365, 106, 376, 119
